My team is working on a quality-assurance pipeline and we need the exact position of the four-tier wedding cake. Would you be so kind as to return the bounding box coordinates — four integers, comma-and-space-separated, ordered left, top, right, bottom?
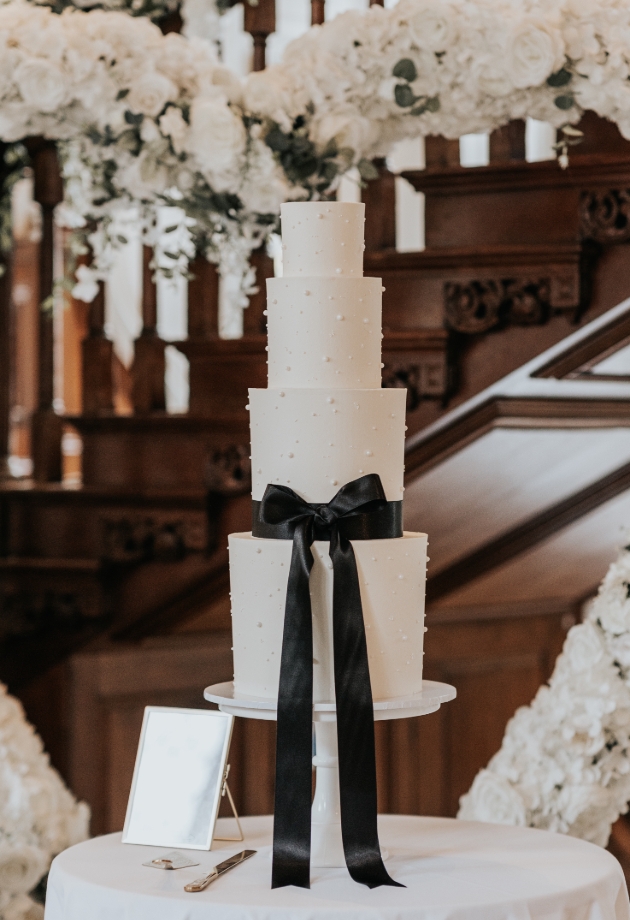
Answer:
229, 201, 427, 703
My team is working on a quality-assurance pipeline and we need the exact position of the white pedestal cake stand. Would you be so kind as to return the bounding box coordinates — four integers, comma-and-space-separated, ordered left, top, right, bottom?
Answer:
204, 680, 456, 869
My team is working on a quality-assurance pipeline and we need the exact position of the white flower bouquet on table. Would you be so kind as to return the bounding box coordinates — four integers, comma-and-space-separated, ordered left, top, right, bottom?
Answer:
0, 684, 88, 920
459, 545, 630, 848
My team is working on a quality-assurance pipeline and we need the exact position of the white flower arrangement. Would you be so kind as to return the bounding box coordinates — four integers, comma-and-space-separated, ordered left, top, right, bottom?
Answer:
4, 0, 630, 329
0, 684, 88, 920
459, 544, 630, 848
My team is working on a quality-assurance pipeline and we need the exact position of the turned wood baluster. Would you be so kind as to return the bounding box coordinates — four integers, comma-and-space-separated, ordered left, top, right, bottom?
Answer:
132, 246, 166, 413
489, 120, 526, 163
187, 255, 220, 340
362, 158, 396, 252
243, 0, 275, 72
28, 140, 64, 483
243, 247, 274, 335
0, 249, 11, 478
81, 253, 113, 414
311, 0, 325, 24
425, 136, 461, 169
0, 144, 11, 478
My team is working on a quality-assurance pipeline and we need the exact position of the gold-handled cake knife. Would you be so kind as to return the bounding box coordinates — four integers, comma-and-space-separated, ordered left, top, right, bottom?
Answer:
184, 850, 257, 892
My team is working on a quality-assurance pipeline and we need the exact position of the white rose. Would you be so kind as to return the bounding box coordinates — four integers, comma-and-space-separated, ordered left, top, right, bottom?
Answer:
593, 590, 630, 636
563, 622, 605, 673
510, 20, 565, 89
311, 109, 377, 158
127, 71, 178, 119
404, 2, 457, 52
14, 60, 66, 114
469, 52, 515, 97
0, 845, 46, 897
607, 633, 630, 668
185, 95, 245, 180
211, 66, 244, 107
244, 70, 293, 131
159, 106, 188, 155
3, 893, 44, 920
71, 265, 99, 304
458, 770, 528, 826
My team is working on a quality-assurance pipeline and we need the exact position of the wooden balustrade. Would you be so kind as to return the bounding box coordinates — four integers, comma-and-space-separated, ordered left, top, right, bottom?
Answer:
425, 136, 460, 170
489, 119, 526, 163
131, 246, 166, 413
0, 250, 10, 478
187, 255, 220, 340
26, 139, 64, 483
243, 0, 275, 72
311, 0, 325, 25
81, 259, 113, 415
361, 158, 396, 252
0, 139, 11, 478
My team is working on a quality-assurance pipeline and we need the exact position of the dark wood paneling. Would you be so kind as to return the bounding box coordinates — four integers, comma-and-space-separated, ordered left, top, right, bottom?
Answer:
14, 605, 570, 834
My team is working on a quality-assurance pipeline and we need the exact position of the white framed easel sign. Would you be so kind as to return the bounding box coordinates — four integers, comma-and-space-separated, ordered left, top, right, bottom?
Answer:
122, 707, 242, 851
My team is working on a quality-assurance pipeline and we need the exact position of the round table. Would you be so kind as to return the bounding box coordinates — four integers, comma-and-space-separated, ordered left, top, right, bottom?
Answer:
44, 815, 630, 920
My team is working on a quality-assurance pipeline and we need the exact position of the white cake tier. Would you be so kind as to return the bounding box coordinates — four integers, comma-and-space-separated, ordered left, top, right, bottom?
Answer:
266, 276, 382, 389
249, 387, 406, 503
229, 532, 427, 702
281, 201, 364, 278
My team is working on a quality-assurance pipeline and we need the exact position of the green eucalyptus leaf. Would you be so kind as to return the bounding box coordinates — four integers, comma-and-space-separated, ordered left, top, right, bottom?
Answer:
358, 158, 379, 180
554, 94, 575, 110
547, 68, 572, 88
392, 58, 418, 83
124, 110, 143, 127
265, 125, 291, 152
394, 83, 416, 108
425, 95, 440, 113
410, 102, 428, 116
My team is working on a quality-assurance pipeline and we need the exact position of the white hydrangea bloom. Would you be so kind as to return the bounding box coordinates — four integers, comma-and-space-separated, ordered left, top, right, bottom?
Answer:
0, 686, 88, 920
459, 544, 630, 848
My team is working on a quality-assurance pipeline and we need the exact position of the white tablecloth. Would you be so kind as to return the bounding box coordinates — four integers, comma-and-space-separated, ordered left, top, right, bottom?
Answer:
45, 815, 630, 920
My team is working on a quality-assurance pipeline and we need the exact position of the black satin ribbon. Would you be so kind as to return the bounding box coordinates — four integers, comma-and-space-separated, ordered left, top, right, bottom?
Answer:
257, 474, 404, 891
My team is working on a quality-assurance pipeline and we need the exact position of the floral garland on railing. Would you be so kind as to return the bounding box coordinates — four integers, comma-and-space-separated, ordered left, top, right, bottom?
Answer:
459, 544, 630, 848
3, 0, 630, 330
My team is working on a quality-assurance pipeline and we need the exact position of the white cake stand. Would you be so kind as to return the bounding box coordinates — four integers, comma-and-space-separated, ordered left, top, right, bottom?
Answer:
204, 679, 456, 869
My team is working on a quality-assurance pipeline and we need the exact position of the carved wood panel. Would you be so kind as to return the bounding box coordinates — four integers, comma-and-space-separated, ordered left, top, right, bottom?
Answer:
580, 189, 630, 243
15, 606, 569, 836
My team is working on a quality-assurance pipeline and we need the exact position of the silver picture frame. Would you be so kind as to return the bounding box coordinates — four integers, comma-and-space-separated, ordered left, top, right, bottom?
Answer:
122, 706, 235, 850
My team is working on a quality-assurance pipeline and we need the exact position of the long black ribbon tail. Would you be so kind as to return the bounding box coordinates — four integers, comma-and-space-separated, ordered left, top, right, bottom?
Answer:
272, 517, 314, 890
331, 527, 405, 889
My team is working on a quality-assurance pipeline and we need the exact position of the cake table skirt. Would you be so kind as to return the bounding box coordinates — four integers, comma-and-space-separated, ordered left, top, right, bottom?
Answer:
45, 815, 629, 920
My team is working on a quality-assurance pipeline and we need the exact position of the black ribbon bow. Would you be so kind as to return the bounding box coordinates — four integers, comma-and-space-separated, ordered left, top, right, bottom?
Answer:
256, 474, 404, 890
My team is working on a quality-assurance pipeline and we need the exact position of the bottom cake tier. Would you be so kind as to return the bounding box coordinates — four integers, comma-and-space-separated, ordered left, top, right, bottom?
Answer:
229, 531, 427, 703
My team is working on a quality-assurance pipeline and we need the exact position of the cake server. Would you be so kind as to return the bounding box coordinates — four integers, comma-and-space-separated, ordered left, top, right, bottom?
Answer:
184, 849, 256, 892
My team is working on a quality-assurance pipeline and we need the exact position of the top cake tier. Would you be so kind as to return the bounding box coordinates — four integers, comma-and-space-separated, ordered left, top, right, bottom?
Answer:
281, 201, 364, 277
